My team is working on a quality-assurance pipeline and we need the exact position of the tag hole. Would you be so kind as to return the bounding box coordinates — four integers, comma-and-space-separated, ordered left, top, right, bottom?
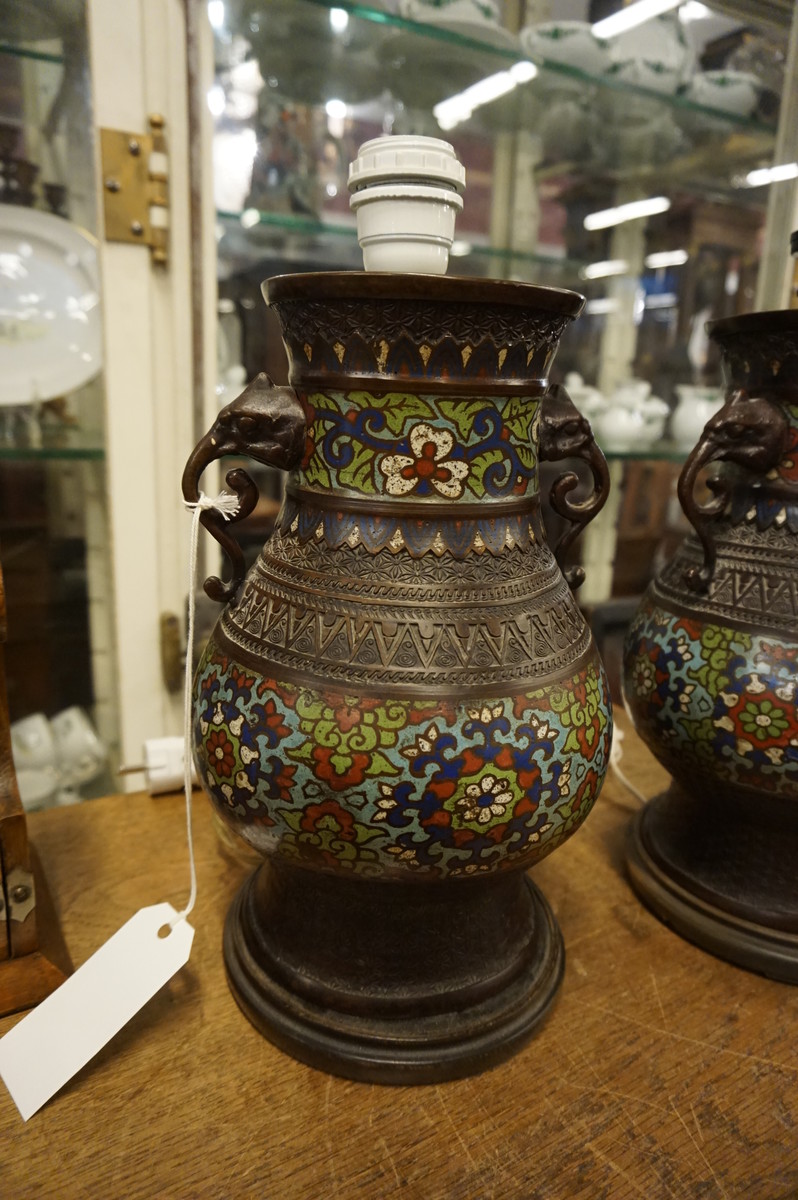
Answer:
157, 924, 172, 939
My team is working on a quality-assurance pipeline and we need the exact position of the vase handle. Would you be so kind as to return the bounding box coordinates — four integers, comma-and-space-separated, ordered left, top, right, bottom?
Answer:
182, 373, 306, 603
540, 383, 610, 590
678, 388, 789, 594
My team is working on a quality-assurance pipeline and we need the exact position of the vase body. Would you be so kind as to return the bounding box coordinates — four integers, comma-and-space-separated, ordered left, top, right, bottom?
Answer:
184, 273, 612, 1080
623, 311, 798, 979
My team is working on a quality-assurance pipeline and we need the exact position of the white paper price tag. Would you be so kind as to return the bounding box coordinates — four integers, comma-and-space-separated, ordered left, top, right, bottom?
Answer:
0, 903, 194, 1120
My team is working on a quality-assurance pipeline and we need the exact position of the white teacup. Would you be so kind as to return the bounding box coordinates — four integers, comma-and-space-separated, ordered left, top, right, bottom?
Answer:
50, 706, 107, 787
16, 766, 61, 812
671, 385, 724, 450
686, 70, 761, 118
10, 712, 56, 772
520, 20, 610, 78
400, 0, 501, 25
608, 11, 693, 97
594, 406, 648, 452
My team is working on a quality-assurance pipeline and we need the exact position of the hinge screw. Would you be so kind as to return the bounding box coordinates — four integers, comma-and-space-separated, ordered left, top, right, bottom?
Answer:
131, 220, 144, 236
129, 138, 141, 156
11, 884, 30, 903
105, 177, 120, 193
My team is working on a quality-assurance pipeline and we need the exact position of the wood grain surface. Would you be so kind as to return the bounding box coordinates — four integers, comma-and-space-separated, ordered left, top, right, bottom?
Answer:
1, 713, 797, 1199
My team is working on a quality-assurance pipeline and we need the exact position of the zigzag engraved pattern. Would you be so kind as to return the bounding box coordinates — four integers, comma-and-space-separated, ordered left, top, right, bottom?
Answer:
249, 535, 557, 604
223, 556, 587, 685
272, 298, 570, 359
656, 527, 798, 630
221, 607, 589, 687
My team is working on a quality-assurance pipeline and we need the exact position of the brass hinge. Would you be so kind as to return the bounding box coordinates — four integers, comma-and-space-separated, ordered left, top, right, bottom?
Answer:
100, 114, 169, 266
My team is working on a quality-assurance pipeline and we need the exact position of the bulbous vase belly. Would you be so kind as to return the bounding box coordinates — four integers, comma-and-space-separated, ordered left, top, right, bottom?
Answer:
195, 522, 611, 881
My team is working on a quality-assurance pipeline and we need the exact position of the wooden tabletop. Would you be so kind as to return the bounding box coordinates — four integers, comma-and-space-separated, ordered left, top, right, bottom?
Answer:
1, 714, 797, 1199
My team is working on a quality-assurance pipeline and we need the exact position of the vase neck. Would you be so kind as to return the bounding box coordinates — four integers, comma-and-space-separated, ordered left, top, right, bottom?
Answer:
293, 386, 542, 508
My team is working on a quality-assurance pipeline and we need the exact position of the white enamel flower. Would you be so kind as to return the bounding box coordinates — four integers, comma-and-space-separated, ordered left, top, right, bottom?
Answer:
380, 423, 470, 499
457, 775, 513, 824
674, 636, 693, 664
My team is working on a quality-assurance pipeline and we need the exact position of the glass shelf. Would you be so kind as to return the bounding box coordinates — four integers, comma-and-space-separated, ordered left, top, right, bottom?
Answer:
211, 4, 792, 426
0, 426, 105, 462
219, 0, 779, 139
293, 0, 778, 134
216, 209, 585, 282
0, 42, 64, 64
212, 0, 779, 273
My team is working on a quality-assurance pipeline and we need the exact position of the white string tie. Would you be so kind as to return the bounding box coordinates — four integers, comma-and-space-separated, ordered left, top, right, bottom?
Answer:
174, 489, 240, 925
609, 725, 649, 807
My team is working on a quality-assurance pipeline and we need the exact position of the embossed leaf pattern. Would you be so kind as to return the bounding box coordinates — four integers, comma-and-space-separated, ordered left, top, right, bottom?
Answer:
378, 392, 437, 435
469, 449, 508, 498
338, 441, 375, 493
303, 433, 332, 489
437, 398, 493, 441
502, 395, 539, 444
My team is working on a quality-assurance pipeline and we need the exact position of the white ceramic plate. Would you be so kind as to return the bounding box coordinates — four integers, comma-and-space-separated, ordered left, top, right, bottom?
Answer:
0, 205, 102, 406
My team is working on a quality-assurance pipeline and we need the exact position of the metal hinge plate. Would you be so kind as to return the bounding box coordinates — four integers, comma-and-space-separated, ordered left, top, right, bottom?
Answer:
100, 115, 169, 266
6, 865, 35, 924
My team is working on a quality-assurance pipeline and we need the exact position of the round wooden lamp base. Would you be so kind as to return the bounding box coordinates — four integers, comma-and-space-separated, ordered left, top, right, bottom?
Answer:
223, 859, 564, 1084
627, 788, 798, 984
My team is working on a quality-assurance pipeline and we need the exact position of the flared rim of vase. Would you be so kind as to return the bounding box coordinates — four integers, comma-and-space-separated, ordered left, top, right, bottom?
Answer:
707, 307, 798, 341
262, 271, 585, 317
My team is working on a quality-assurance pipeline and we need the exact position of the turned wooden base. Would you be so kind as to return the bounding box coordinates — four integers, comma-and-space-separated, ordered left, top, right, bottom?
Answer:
223, 859, 564, 1083
627, 787, 798, 984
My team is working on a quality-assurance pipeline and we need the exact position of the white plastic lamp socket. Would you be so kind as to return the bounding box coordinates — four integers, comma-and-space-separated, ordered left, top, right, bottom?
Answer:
348, 135, 466, 275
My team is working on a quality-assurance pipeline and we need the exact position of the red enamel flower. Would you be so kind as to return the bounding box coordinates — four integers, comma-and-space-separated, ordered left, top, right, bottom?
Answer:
206, 728, 235, 777
311, 746, 370, 790
273, 763, 296, 802
261, 697, 291, 739
330, 694, 381, 733
299, 799, 357, 840
230, 666, 256, 692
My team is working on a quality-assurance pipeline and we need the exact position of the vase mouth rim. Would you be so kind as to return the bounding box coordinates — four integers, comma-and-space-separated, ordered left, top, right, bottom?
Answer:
707, 308, 798, 340
262, 271, 585, 317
